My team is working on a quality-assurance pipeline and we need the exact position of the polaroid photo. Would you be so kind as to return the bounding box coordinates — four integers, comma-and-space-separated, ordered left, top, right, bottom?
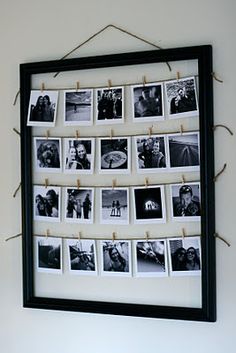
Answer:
67, 239, 97, 275
63, 138, 95, 174
95, 86, 124, 124
33, 185, 61, 222
164, 76, 199, 119
167, 132, 200, 171
34, 137, 62, 173
64, 89, 93, 126
35, 236, 62, 274
98, 137, 131, 174
100, 240, 132, 277
134, 135, 168, 173
134, 239, 168, 277
167, 236, 201, 276
64, 187, 94, 224
131, 82, 164, 122
133, 185, 166, 224
27, 90, 58, 127
100, 187, 129, 225
170, 182, 201, 222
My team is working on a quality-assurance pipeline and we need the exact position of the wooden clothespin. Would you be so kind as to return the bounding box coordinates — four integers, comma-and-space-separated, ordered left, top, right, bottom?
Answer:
78, 231, 82, 240
77, 179, 80, 189
112, 232, 116, 242
182, 228, 186, 240
145, 177, 149, 188
176, 72, 180, 80
76, 81, 80, 91
112, 179, 116, 189
46, 129, 50, 139
145, 231, 149, 242
148, 126, 153, 137
46, 229, 50, 239
76, 130, 80, 139
142, 75, 147, 86
180, 124, 184, 135
108, 79, 112, 89
44, 178, 49, 189
41, 83, 45, 93
181, 175, 186, 184
110, 129, 113, 139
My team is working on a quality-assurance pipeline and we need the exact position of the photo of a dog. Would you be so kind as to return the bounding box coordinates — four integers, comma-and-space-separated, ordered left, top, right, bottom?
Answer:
34, 138, 61, 172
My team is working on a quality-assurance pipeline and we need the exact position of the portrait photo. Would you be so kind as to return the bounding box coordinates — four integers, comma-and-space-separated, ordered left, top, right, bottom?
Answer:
134, 239, 168, 277
100, 188, 129, 225
34, 137, 61, 173
64, 187, 94, 224
164, 76, 199, 118
35, 236, 62, 274
95, 86, 124, 124
64, 89, 93, 126
67, 239, 97, 275
168, 236, 201, 276
167, 132, 200, 171
64, 138, 95, 174
27, 90, 58, 127
134, 135, 167, 173
170, 183, 201, 221
98, 137, 131, 174
133, 185, 166, 224
33, 185, 61, 222
131, 82, 164, 122
100, 240, 132, 277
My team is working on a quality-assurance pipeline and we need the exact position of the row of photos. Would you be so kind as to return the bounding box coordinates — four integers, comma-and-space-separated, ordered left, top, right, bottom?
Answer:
35, 236, 201, 277
27, 76, 199, 127
33, 132, 200, 174
34, 183, 201, 224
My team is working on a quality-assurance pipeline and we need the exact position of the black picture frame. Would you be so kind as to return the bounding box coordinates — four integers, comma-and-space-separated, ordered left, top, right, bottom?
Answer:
20, 45, 216, 322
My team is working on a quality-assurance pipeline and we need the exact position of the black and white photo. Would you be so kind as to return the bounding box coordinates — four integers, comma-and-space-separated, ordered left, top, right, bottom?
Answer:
168, 236, 201, 276
64, 138, 94, 174
34, 137, 61, 173
100, 188, 129, 225
95, 86, 124, 124
64, 89, 93, 126
67, 239, 97, 275
35, 236, 62, 273
131, 82, 164, 122
134, 135, 167, 173
98, 137, 131, 174
64, 187, 94, 224
134, 239, 168, 277
100, 240, 132, 276
167, 132, 200, 171
133, 185, 166, 224
170, 183, 201, 221
27, 90, 58, 127
34, 185, 60, 222
164, 76, 198, 118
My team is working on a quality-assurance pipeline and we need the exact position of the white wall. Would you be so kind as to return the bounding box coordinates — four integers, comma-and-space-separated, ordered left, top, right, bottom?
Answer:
0, 0, 235, 352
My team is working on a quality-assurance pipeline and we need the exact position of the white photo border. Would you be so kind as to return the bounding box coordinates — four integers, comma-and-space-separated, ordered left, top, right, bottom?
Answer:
100, 187, 129, 225
33, 137, 62, 173
63, 137, 95, 174
133, 239, 168, 277
164, 76, 199, 119
67, 239, 98, 276
27, 90, 58, 127
98, 136, 131, 174
64, 187, 94, 224
95, 86, 124, 125
100, 240, 132, 277
63, 89, 93, 126
35, 236, 62, 274
132, 185, 166, 224
131, 82, 165, 123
